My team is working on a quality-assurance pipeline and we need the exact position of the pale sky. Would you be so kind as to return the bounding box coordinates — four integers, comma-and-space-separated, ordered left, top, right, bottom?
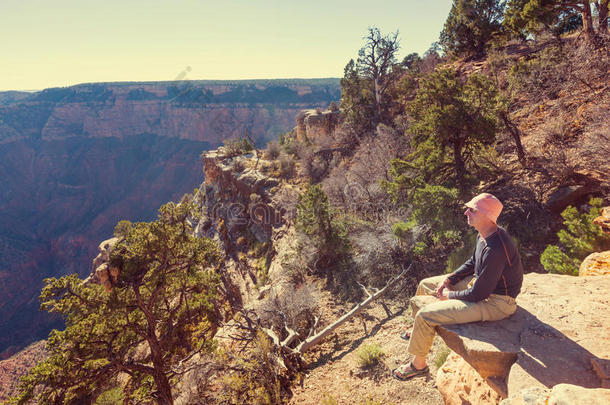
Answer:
1, 0, 453, 91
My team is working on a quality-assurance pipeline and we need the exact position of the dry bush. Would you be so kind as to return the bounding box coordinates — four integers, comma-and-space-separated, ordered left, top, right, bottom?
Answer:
322, 124, 408, 215
271, 187, 299, 223
255, 283, 322, 340
561, 36, 610, 97
264, 140, 281, 160
278, 153, 296, 179
298, 148, 327, 183
580, 102, 610, 186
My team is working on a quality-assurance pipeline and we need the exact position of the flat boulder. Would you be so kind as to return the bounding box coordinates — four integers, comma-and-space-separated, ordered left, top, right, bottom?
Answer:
411, 273, 610, 398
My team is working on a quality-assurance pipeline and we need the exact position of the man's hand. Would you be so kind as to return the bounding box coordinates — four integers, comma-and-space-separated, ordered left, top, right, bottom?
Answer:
437, 289, 451, 301
435, 277, 452, 299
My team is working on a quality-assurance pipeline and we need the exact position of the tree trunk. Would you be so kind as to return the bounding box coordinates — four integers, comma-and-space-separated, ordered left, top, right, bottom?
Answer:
582, 1, 596, 40
151, 355, 174, 405
598, 1, 609, 34
501, 113, 526, 166
374, 77, 382, 127
453, 139, 466, 191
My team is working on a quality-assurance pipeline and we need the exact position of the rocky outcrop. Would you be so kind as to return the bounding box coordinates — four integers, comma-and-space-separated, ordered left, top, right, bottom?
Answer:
412, 273, 610, 401
196, 148, 295, 304
437, 351, 503, 405
594, 207, 610, 234
83, 237, 120, 291
296, 108, 342, 143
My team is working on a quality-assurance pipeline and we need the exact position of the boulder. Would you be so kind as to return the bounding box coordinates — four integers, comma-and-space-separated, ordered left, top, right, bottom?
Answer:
594, 207, 610, 234
548, 384, 610, 404
437, 351, 503, 405
545, 185, 592, 213
410, 273, 610, 398
501, 384, 610, 405
83, 237, 120, 290
579, 251, 610, 276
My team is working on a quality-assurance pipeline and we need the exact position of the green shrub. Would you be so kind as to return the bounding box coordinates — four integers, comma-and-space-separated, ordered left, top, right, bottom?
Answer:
434, 343, 451, 369
224, 137, 253, 157
94, 387, 124, 405
356, 343, 385, 368
220, 331, 282, 405
296, 185, 352, 275
540, 198, 610, 275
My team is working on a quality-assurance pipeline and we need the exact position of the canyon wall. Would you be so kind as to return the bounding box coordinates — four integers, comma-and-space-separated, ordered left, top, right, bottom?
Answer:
0, 79, 340, 356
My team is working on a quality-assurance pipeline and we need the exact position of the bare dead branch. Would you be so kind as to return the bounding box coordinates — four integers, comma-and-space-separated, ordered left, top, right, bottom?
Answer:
294, 263, 411, 354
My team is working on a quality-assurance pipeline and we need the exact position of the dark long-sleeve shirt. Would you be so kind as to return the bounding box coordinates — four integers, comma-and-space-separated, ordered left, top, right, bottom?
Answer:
447, 227, 523, 302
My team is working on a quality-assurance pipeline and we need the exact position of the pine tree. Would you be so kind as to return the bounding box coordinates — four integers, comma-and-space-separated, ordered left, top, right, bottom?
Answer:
12, 199, 221, 405
439, 0, 505, 58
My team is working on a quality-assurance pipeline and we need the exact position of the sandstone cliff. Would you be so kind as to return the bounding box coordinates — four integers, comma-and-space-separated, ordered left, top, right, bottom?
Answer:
0, 79, 340, 356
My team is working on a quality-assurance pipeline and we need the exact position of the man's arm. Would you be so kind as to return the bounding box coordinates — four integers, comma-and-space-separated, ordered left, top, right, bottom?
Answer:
449, 247, 506, 302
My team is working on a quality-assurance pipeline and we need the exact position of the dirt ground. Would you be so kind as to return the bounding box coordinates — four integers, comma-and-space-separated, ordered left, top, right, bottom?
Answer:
288, 302, 446, 405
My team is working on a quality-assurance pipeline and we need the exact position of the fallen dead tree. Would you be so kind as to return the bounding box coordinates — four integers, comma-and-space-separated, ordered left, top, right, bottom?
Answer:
228, 263, 412, 370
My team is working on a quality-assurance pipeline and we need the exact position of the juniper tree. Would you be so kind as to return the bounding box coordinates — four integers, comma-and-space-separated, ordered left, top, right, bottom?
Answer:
383, 68, 501, 249
340, 27, 401, 133
402, 68, 501, 192
439, 0, 506, 58
541, 198, 610, 275
12, 200, 221, 405
504, 0, 608, 40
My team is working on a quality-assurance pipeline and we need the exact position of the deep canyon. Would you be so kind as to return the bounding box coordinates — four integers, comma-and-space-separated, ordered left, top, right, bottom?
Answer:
0, 79, 340, 356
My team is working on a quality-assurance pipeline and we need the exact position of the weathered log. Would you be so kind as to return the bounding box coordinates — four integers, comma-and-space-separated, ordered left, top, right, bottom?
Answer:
294, 263, 411, 354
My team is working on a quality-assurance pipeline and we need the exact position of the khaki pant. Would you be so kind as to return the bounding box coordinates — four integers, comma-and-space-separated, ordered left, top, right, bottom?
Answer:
407, 274, 516, 358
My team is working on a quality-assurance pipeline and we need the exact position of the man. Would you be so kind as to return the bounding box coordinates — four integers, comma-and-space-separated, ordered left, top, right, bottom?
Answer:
392, 193, 524, 380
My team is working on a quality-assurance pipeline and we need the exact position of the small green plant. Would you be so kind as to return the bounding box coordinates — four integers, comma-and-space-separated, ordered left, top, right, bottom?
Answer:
356, 343, 385, 368
434, 343, 451, 369
219, 331, 282, 405
321, 393, 339, 405
256, 256, 270, 288
540, 198, 610, 276
94, 386, 124, 405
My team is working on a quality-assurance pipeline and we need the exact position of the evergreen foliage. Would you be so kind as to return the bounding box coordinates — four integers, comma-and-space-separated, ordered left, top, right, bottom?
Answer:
341, 59, 376, 133
383, 68, 501, 251
219, 331, 282, 405
439, 0, 505, 58
340, 27, 402, 133
403, 68, 501, 192
355, 343, 385, 368
11, 200, 221, 405
504, 0, 587, 38
295, 185, 352, 284
540, 198, 610, 275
